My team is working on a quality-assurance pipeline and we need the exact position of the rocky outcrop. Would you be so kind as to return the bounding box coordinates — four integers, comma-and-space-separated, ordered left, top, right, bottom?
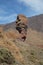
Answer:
16, 14, 28, 41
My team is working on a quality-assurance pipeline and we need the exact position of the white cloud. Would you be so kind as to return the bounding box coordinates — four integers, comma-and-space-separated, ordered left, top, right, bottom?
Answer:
18, 0, 43, 13
0, 8, 17, 24
0, 13, 17, 24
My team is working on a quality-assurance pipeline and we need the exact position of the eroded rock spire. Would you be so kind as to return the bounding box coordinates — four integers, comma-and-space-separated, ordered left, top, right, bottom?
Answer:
15, 14, 28, 41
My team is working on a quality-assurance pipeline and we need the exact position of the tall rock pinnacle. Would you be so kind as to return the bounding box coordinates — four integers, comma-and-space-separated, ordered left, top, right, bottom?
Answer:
15, 14, 28, 41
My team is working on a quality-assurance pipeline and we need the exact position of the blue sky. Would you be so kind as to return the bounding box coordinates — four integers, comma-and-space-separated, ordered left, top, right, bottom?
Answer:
0, 0, 43, 24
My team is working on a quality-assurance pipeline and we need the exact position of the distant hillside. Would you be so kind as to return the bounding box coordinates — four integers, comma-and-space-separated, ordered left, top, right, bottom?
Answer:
28, 14, 43, 32
3, 22, 16, 31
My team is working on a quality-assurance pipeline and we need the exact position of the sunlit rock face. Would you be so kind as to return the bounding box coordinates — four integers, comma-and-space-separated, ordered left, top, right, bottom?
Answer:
15, 14, 28, 41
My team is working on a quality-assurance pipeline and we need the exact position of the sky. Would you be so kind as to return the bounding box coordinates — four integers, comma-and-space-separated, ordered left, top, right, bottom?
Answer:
0, 0, 43, 24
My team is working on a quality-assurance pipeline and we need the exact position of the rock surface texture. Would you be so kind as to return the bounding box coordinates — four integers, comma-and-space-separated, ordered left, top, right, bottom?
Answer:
16, 14, 28, 41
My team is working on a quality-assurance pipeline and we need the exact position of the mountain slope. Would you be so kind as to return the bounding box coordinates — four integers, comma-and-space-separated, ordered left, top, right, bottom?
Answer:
28, 14, 43, 32
0, 28, 43, 65
0, 14, 43, 65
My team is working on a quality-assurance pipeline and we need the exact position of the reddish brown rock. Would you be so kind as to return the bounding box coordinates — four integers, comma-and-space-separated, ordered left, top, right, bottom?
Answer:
16, 14, 28, 41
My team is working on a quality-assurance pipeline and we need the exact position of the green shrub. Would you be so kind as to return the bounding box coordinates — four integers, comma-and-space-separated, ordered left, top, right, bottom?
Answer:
39, 61, 43, 65
0, 48, 15, 64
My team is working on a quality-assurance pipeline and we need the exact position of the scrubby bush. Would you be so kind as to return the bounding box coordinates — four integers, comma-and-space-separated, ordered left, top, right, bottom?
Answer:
39, 61, 43, 65
0, 48, 15, 65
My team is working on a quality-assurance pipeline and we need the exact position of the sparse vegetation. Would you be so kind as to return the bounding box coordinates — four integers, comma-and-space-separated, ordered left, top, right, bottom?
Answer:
0, 48, 15, 65
39, 61, 43, 65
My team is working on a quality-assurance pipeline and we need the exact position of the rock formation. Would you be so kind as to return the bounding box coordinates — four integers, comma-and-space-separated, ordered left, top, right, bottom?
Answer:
15, 14, 28, 41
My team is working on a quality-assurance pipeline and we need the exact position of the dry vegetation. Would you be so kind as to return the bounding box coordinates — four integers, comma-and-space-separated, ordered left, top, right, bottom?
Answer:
0, 27, 43, 65
26, 28, 43, 47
